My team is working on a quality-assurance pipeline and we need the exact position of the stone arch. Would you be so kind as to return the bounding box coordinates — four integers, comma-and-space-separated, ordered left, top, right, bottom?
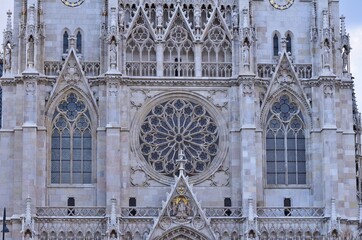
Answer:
158, 226, 210, 240
46, 89, 98, 185
130, 91, 228, 185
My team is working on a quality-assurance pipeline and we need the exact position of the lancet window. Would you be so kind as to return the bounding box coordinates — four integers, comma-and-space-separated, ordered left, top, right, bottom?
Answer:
273, 34, 279, 56
265, 95, 306, 185
202, 19, 232, 77
76, 31, 82, 54
63, 31, 69, 54
286, 33, 292, 54
125, 16, 156, 76
51, 93, 92, 184
164, 14, 195, 77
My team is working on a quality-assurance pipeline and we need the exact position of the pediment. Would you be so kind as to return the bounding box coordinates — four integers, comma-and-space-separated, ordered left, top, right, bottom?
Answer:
148, 169, 216, 240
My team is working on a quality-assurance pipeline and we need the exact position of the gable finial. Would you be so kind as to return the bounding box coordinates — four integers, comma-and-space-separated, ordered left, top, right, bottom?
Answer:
177, 149, 187, 176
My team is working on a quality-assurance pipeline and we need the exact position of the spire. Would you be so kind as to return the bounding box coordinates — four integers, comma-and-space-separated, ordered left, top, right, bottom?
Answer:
6, 10, 12, 32
322, 9, 329, 30
340, 15, 346, 36
25, 196, 32, 226
177, 149, 187, 176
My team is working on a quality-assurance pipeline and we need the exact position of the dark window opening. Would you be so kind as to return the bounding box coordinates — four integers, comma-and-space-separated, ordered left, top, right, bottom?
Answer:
224, 197, 232, 216
129, 197, 137, 216
273, 34, 279, 56
67, 197, 75, 216
63, 31, 69, 54
286, 34, 292, 54
284, 198, 291, 216
76, 31, 82, 54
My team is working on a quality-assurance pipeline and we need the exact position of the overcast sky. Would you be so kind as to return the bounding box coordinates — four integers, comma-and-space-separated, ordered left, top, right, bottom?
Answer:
1, 1, 362, 110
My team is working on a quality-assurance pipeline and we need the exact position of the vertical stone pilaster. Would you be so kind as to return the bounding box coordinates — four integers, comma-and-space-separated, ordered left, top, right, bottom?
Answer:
239, 78, 257, 212
194, 44, 202, 77
156, 43, 164, 77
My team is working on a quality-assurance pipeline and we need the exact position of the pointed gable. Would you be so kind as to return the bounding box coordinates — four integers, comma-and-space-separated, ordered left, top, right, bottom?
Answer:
262, 53, 310, 109
148, 153, 217, 240
125, 6, 156, 41
201, 7, 232, 41
163, 6, 195, 42
47, 49, 97, 114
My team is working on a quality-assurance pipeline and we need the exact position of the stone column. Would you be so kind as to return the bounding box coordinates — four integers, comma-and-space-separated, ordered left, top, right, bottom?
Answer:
194, 44, 202, 77
239, 78, 257, 214
105, 76, 122, 203
156, 43, 164, 77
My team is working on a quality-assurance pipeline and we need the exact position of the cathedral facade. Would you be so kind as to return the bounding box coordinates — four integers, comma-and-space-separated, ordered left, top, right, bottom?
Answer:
1, 0, 362, 239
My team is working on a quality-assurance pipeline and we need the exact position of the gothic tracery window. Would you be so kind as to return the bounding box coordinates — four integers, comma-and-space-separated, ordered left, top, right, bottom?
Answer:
51, 93, 92, 184
164, 14, 195, 77
286, 33, 292, 54
139, 99, 219, 177
202, 18, 232, 77
266, 95, 306, 185
126, 16, 156, 76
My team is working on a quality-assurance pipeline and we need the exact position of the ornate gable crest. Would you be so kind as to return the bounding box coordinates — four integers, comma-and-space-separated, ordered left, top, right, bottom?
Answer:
163, 6, 195, 42
147, 151, 217, 240
201, 8, 232, 41
262, 52, 309, 106
47, 48, 97, 113
125, 6, 156, 41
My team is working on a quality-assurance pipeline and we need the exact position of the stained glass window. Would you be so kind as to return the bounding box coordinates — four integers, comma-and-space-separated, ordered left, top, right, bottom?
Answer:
51, 93, 92, 184
266, 95, 306, 185
139, 99, 219, 177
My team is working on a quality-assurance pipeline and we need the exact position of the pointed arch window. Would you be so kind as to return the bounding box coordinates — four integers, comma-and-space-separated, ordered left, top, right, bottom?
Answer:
266, 95, 306, 185
76, 31, 82, 54
286, 33, 292, 54
63, 31, 69, 54
51, 93, 92, 184
273, 34, 279, 56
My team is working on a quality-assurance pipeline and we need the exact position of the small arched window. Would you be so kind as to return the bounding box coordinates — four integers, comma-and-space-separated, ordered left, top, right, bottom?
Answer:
63, 31, 69, 54
51, 93, 92, 184
266, 95, 306, 185
273, 34, 279, 56
76, 31, 82, 54
286, 33, 292, 54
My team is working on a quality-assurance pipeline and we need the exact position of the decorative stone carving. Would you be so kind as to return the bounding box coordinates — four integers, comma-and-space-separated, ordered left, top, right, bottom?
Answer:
210, 169, 229, 187
207, 90, 228, 110
130, 168, 149, 186
324, 85, 334, 98
64, 59, 81, 85
25, 81, 36, 96
130, 89, 152, 109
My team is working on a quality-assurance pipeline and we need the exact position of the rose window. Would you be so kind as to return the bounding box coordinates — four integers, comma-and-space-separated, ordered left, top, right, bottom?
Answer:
139, 99, 219, 177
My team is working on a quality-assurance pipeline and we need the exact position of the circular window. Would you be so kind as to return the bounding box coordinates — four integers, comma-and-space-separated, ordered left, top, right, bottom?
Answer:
133, 94, 227, 184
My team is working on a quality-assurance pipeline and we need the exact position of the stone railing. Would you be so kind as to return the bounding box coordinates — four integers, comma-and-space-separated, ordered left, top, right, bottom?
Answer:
125, 62, 157, 76
36, 207, 106, 217
202, 62, 233, 78
44, 61, 101, 76
257, 64, 312, 79
164, 62, 195, 77
204, 207, 243, 218
256, 207, 324, 218
120, 207, 161, 218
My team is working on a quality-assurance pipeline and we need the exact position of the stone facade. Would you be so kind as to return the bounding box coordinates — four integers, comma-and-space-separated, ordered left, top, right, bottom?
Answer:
0, 0, 362, 239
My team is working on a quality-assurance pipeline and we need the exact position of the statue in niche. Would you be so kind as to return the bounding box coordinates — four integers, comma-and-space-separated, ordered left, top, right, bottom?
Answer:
27, 36, 35, 67
156, 4, 163, 27
109, 39, 117, 68
24, 231, 33, 240
172, 196, 191, 219
194, 6, 201, 28
242, 41, 250, 71
232, 9, 238, 28
118, 6, 124, 27
110, 231, 117, 240
342, 46, 349, 73
4, 42, 11, 71
322, 40, 330, 70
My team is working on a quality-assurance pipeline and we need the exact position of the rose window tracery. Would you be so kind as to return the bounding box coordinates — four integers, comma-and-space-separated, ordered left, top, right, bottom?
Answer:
139, 99, 219, 177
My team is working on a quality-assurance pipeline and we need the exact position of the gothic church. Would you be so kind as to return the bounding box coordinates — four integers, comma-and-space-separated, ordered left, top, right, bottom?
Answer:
1, 0, 362, 239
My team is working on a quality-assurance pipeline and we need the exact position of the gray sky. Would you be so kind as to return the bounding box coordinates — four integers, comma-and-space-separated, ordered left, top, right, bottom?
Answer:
1, 1, 362, 110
